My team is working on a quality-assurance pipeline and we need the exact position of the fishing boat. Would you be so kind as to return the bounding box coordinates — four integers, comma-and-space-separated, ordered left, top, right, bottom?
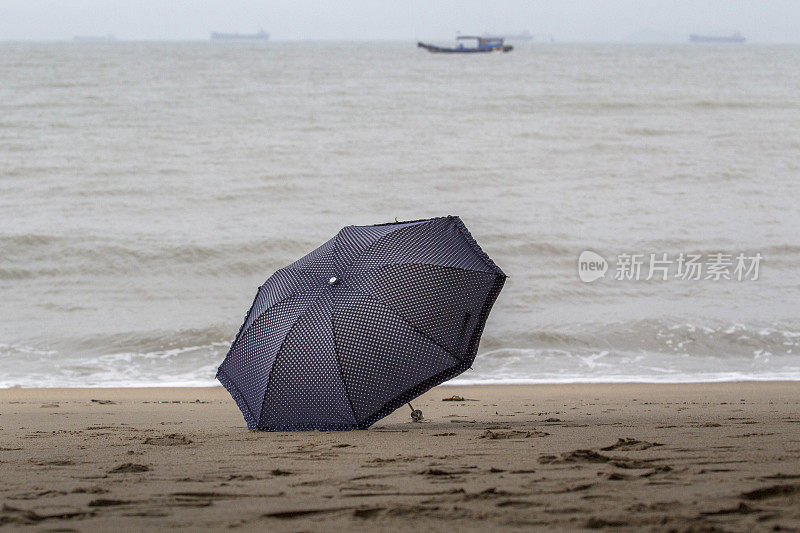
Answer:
417, 36, 513, 54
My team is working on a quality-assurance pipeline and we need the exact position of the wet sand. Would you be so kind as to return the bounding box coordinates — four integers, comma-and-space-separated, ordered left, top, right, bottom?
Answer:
1, 383, 799, 531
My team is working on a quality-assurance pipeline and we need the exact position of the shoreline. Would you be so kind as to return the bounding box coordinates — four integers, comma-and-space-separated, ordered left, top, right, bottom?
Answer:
3, 378, 800, 392
1, 382, 799, 530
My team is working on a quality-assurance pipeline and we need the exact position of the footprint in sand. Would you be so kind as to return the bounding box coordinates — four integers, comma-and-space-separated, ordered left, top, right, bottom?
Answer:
88, 499, 135, 507
0, 505, 93, 525
478, 429, 549, 440
539, 450, 609, 465
741, 484, 800, 500
419, 468, 469, 477
263, 508, 345, 520
700, 502, 760, 516
144, 434, 192, 446
761, 473, 800, 480
71, 486, 108, 494
30, 459, 74, 466
538, 449, 657, 470
108, 463, 149, 474
228, 474, 256, 481
585, 517, 628, 528
601, 438, 663, 451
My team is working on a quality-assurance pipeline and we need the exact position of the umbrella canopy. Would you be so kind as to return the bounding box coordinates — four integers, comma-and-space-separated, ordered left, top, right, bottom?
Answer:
217, 216, 506, 431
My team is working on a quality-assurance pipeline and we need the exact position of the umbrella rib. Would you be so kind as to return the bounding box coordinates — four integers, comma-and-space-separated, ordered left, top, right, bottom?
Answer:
221, 284, 324, 428
341, 222, 501, 279
333, 229, 341, 270
216, 367, 257, 427
449, 215, 506, 275
255, 288, 327, 427
346, 262, 497, 285
232, 268, 323, 345
344, 285, 463, 364
339, 219, 438, 274
229, 286, 263, 347
329, 305, 360, 428
231, 287, 299, 346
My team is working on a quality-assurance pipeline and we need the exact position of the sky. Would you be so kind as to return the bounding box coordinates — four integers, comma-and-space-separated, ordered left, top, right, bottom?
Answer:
1, 0, 799, 43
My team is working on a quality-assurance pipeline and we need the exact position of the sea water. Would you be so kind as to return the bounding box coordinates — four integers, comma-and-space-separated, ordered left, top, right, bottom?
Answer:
1, 42, 799, 387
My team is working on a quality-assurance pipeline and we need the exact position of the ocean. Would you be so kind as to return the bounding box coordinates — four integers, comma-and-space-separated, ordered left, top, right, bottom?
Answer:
1, 41, 799, 387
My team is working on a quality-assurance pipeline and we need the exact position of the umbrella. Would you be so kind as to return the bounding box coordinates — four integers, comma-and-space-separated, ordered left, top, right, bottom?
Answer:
217, 216, 506, 431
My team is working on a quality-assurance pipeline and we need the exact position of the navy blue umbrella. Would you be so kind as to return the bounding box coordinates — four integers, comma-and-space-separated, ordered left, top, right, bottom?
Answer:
217, 216, 506, 431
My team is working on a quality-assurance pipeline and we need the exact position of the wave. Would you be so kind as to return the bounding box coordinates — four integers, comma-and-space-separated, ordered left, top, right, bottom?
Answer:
1, 320, 798, 388
0, 330, 230, 388
483, 320, 800, 358
482, 98, 799, 114
0, 234, 321, 279
5, 230, 797, 281
455, 346, 800, 385
463, 320, 800, 384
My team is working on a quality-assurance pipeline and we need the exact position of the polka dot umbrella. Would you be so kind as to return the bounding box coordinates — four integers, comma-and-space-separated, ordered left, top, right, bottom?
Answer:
216, 216, 506, 431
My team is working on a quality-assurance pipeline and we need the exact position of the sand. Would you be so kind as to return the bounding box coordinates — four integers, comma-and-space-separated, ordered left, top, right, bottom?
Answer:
1, 382, 799, 531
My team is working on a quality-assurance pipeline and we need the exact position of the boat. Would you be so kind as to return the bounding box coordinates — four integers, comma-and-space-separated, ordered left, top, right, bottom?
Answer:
210, 29, 270, 41
689, 32, 745, 43
417, 36, 513, 53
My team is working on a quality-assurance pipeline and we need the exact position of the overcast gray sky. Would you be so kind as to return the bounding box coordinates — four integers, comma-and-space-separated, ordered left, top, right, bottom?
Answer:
1, 0, 798, 43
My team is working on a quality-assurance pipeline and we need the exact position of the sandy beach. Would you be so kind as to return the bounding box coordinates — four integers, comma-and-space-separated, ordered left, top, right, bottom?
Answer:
0, 383, 798, 531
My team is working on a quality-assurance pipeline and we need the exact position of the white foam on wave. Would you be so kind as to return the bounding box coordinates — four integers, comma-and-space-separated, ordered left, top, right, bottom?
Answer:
0, 341, 225, 388
449, 345, 800, 385
2, 321, 800, 388
450, 372, 800, 385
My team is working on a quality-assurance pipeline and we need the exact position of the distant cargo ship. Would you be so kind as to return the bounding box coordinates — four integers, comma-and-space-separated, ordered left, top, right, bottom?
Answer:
210, 29, 269, 41
689, 32, 745, 43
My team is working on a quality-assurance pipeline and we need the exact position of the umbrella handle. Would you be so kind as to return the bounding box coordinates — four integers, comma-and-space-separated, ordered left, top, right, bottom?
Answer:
408, 403, 423, 422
